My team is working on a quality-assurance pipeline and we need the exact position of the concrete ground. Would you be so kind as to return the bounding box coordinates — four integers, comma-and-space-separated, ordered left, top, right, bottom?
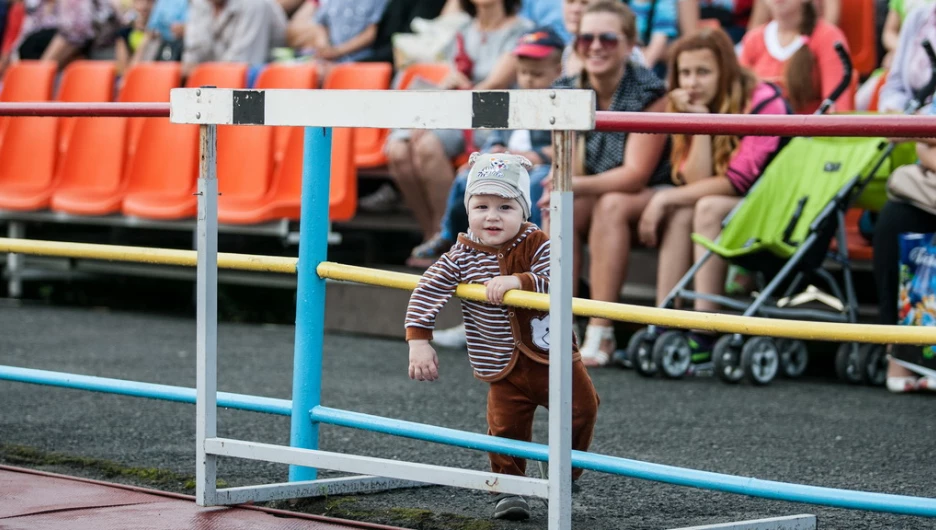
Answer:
1, 300, 934, 530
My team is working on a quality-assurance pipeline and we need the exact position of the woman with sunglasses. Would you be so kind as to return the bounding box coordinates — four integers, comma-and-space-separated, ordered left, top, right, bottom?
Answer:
540, 0, 671, 367
636, 27, 790, 356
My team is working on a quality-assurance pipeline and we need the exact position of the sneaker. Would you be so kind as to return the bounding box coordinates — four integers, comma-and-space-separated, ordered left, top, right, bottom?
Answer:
493, 494, 530, 520
433, 323, 466, 349
686, 332, 715, 363
358, 183, 400, 213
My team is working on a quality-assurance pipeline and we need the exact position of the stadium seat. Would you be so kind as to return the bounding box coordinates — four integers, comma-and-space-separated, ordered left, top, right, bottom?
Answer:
217, 125, 356, 224
0, 61, 112, 212
122, 63, 247, 220
214, 64, 317, 224
50, 63, 181, 216
0, 60, 55, 151
252, 64, 318, 172
55, 61, 116, 157
829, 208, 873, 262
839, 0, 877, 78
322, 62, 392, 169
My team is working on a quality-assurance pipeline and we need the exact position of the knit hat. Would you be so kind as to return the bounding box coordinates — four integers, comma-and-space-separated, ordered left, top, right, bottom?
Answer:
464, 152, 534, 221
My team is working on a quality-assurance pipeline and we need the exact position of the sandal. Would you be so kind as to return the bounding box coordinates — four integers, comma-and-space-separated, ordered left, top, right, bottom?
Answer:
580, 324, 615, 367
886, 376, 919, 394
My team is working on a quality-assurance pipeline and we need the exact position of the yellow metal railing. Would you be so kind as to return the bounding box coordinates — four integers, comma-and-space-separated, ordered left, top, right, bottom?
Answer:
2, 237, 933, 345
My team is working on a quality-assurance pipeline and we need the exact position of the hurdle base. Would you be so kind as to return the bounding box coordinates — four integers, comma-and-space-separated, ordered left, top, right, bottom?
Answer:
213, 475, 430, 505
668, 514, 817, 530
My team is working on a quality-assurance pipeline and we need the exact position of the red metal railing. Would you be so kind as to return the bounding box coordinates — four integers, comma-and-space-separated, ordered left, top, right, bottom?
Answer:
0, 103, 169, 117
595, 111, 936, 137
0, 103, 933, 138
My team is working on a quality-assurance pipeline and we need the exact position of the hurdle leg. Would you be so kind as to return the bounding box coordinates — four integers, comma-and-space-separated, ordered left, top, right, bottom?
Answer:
195, 123, 219, 505
6, 221, 23, 298
289, 126, 331, 482
548, 130, 574, 530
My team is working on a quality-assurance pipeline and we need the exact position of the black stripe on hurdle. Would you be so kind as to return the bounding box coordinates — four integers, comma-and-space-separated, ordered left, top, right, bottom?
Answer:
472, 92, 510, 128
232, 90, 265, 125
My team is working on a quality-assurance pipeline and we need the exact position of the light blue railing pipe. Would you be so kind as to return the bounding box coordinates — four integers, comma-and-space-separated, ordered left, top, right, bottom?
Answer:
0, 365, 291, 415
310, 405, 936, 518
5, 364, 936, 518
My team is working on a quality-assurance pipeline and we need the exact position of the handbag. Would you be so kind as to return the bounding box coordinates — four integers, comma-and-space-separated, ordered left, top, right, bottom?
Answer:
887, 163, 936, 215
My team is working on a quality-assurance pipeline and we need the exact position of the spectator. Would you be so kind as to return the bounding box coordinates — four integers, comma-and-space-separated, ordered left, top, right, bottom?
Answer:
410, 27, 566, 266
134, 0, 186, 62
855, 0, 934, 110
874, 120, 936, 392
563, 0, 647, 74
626, 0, 701, 72
638, 28, 790, 356
539, 0, 670, 367
520, 0, 571, 41
115, 0, 153, 75
14, 0, 122, 68
386, 0, 533, 264
182, 0, 287, 77
287, 0, 389, 63
698, 0, 754, 43
362, 0, 447, 66
748, 0, 839, 27
739, 0, 854, 114
878, 3, 936, 112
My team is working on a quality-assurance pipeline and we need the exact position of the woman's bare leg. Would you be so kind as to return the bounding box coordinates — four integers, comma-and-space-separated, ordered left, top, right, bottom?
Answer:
587, 188, 655, 327
655, 205, 695, 307
692, 195, 740, 312
387, 139, 435, 238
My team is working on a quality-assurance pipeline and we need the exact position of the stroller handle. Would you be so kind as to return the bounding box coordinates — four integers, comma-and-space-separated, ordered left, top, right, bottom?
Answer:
912, 40, 936, 109
816, 42, 853, 115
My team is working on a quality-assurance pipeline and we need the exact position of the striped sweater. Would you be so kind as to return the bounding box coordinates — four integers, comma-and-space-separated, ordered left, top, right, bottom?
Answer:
405, 223, 580, 382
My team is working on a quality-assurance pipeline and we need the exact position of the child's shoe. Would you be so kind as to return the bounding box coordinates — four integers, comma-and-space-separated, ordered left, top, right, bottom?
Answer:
493, 494, 530, 520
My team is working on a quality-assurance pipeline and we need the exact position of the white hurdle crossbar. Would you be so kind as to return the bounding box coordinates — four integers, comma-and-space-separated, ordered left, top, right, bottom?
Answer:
171, 87, 595, 530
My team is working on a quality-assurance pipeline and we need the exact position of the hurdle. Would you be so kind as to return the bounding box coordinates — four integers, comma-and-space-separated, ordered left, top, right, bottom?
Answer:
165, 87, 596, 529
4, 99, 936, 530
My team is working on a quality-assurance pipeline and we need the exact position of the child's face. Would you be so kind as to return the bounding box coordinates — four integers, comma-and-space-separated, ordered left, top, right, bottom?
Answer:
676, 48, 720, 108
516, 56, 563, 90
467, 194, 525, 248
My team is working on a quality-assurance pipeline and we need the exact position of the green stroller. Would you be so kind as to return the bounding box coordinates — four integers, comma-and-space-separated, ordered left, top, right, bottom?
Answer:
624, 43, 936, 386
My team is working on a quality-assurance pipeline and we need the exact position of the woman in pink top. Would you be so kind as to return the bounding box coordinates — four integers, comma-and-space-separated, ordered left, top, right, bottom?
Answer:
637, 28, 790, 352
739, 0, 854, 113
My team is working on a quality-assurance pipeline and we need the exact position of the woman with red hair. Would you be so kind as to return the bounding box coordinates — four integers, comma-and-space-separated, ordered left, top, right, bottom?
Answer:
637, 27, 791, 356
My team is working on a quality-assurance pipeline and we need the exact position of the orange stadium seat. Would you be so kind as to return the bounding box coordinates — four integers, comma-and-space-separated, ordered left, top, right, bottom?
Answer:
122, 63, 247, 220
51, 63, 181, 216
217, 125, 356, 224
322, 62, 392, 169
252, 64, 318, 169
217, 64, 318, 224
0, 61, 110, 212
839, 0, 877, 78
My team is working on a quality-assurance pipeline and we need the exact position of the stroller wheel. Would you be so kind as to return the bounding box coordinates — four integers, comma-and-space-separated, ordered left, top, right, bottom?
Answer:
741, 337, 780, 385
858, 343, 887, 387
713, 335, 744, 384
835, 342, 864, 384
777, 339, 809, 378
629, 328, 658, 377
652, 330, 692, 379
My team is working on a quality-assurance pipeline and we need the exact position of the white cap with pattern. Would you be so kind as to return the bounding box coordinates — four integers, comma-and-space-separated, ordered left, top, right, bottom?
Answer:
464, 152, 534, 221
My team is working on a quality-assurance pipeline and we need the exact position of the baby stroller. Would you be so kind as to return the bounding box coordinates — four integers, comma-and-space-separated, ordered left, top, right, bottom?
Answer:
625, 42, 936, 385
